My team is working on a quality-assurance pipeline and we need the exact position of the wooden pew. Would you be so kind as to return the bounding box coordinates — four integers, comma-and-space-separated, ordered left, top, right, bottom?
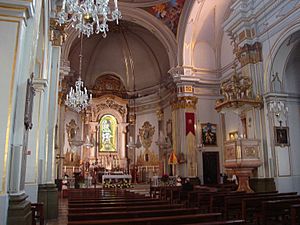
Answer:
67, 213, 223, 225
183, 220, 245, 225
260, 198, 300, 225
68, 203, 184, 214
68, 207, 202, 221
68, 189, 140, 200
68, 200, 170, 208
223, 191, 294, 219
69, 197, 156, 204
241, 194, 299, 223
291, 204, 300, 225
187, 191, 213, 212
31, 203, 44, 225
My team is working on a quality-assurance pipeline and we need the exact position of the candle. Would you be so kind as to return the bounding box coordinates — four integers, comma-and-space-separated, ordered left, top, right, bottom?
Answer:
72, 166, 75, 173
64, 166, 66, 173
62, 0, 66, 11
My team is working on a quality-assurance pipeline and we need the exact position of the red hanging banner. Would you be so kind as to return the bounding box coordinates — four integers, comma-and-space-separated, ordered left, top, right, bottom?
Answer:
185, 112, 195, 136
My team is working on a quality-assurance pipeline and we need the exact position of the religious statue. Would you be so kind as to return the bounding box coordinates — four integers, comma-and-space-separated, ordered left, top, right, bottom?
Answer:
99, 115, 117, 152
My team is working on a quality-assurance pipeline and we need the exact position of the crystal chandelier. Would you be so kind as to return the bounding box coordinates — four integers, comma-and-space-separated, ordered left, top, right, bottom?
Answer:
58, 0, 122, 37
65, 35, 92, 112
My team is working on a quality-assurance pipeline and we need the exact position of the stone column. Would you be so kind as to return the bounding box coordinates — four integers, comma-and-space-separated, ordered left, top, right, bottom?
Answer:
38, 18, 66, 220
169, 67, 198, 177
119, 122, 129, 168
25, 78, 47, 203
171, 96, 198, 177
1, 1, 44, 224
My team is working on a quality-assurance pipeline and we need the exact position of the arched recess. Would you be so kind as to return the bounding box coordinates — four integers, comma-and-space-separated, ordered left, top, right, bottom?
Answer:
178, 0, 232, 71
89, 95, 128, 167
61, 6, 177, 69
263, 26, 300, 193
264, 22, 300, 92
177, 0, 196, 66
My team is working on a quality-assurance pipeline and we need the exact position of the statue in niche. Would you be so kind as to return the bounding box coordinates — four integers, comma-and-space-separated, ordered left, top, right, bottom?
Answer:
102, 120, 112, 148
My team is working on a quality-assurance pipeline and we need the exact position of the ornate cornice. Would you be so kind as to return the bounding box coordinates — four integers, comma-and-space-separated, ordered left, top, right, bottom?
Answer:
171, 96, 197, 110
0, 0, 34, 21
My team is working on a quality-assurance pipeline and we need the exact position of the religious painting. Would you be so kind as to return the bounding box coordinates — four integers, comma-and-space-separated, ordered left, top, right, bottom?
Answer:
274, 126, 290, 147
99, 115, 117, 152
201, 123, 217, 146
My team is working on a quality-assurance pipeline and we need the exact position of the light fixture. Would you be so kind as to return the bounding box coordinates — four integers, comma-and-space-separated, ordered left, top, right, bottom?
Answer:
65, 34, 92, 112
58, 0, 122, 38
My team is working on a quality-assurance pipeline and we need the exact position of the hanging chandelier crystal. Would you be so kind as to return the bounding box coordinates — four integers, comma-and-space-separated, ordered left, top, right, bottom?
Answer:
65, 77, 91, 112
58, 0, 122, 37
65, 35, 92, 112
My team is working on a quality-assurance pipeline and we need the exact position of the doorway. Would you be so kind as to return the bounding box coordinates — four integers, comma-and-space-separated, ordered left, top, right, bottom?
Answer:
202, 152, 220, 184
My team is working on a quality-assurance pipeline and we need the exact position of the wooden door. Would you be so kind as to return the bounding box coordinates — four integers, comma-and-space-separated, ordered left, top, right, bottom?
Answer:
202, 152, 220, 184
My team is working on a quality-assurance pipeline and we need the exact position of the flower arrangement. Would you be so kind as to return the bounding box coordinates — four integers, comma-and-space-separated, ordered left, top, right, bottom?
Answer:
103, 179, 133, 189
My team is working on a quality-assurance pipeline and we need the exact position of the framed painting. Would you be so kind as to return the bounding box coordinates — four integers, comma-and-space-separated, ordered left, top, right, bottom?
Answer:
201, 123, 217, 146
274, 126, 290, 147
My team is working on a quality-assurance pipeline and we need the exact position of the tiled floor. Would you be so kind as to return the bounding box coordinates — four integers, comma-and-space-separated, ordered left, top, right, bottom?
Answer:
45, 184, 150, 225
47, 196, 68, 225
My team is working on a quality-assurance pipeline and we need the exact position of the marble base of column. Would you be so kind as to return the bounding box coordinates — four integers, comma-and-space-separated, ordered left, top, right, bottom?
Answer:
7, 193, 32, 225
38, 184, 58, 219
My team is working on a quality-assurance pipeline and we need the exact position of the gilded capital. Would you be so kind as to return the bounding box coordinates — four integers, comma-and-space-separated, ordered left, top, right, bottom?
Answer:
171, 96, 198, 110
50, 18, 67, 46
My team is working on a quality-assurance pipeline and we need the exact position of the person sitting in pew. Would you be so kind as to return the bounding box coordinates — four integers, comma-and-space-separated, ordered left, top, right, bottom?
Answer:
182, 178, 193, 191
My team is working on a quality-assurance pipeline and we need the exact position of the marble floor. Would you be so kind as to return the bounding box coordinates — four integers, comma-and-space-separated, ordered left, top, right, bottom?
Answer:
47, 195, 68, 225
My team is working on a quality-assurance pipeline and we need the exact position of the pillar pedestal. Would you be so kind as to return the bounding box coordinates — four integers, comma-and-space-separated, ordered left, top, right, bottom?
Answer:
7, 193, 32, 225
38, 184, 58, 219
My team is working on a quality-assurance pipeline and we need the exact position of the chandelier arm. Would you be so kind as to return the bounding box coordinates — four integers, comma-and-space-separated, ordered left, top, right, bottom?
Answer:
79, 35, 83, 77
58, 0, 121, 37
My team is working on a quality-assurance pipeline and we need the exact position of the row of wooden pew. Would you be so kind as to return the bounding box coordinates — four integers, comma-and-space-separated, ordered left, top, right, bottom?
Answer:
67, 188, 244, 225
150, 186, 300, 225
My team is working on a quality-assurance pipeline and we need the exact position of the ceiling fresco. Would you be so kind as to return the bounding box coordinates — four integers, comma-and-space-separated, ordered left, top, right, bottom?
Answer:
143, 0, 186, 36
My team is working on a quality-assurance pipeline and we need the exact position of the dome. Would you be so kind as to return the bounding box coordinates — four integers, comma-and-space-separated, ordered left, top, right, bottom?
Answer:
68, 21, 170, 95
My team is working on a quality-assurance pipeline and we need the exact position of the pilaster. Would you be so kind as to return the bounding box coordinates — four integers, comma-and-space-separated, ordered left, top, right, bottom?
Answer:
171, 96, 198, 177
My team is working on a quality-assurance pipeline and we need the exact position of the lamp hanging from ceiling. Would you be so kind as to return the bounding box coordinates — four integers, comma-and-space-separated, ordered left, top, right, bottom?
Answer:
58, 0, 122, 38
65, 34, 92, 112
